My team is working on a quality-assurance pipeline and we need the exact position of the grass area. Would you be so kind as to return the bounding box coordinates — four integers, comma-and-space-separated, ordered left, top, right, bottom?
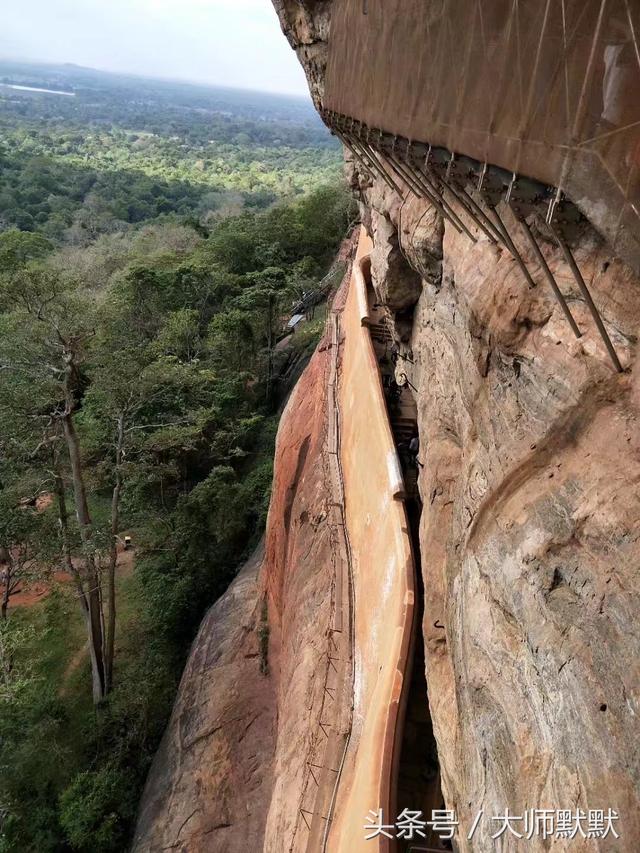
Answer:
8, 587, 92, 801
1, 555, 157, 853
291, 309, 328, 354
20, 586, 86, 687
11, 553, 143, 743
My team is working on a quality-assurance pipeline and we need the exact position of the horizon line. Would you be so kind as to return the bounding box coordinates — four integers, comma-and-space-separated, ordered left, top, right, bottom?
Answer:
0, 54, 312, 102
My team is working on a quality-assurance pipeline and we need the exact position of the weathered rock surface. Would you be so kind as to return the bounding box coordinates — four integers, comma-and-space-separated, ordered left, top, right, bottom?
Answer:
270, 0, 331, 109
354, 166, 640, 847
261, 330, 337, 851
136, 5, 640, 848
133, 270, 351, 850
402, 211, 640, 849
272, 2, 640, 848
131, 544, 276, 853
369, 208, 423, 313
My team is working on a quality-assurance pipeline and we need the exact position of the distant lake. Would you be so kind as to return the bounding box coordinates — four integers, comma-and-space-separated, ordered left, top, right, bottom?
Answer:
1, 83, 75, 97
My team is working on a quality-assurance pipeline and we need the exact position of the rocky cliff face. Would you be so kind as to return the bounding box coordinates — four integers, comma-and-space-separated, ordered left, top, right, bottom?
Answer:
273, 2, 640, 848
134, 5, 640, 849
133, 261, 353, 851
132, 544, 277, 852
371, 187, 640, 848
271, 1, 331, 108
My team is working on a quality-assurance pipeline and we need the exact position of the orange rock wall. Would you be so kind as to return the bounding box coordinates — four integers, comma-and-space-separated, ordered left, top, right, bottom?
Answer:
261, 338, 339, 850
131, 546, 277, 853
329, 230, 416, 851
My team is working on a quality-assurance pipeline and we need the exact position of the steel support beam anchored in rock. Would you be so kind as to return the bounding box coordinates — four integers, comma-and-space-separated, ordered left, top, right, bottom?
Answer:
546, 202, 624, 374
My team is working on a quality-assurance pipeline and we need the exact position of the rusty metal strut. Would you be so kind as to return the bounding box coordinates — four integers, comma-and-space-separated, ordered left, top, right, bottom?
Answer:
547, 223, 624, 372
401, 152, 477, 242
383, 145, 465, 235
510, 209, 583, 339
484, 202, 539, 290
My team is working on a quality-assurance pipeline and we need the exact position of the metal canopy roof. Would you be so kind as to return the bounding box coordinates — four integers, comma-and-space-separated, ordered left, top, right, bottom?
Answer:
323, 0, 640, 273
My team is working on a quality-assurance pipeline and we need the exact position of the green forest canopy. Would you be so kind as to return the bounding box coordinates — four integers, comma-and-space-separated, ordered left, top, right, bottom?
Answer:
0, 60, 342, 239
0, 62, 354, 852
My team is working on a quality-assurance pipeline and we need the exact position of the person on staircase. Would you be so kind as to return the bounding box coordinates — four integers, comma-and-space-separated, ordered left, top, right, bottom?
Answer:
409, 434, 423, 469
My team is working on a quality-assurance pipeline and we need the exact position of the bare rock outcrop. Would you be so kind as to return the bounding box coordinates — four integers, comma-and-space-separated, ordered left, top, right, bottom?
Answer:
356, 168, 640, 847
270, 0, 331, 108
133, 268, 350, 851
369, 207, 423, 313
408, 215, 640, 848
274, 2, 640, 847
131, 544, 276, 853
261, 330, 337, 850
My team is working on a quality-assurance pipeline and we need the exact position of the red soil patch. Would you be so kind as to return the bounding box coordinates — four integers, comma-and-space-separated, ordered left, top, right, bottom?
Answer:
9, 544, 136, 610
10, 572, 73, 608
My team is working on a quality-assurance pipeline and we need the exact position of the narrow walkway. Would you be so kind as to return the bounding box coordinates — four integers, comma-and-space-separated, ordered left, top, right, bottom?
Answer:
328, 237, 417, 852
295, 234, 442, 852
365, 265, 446, 852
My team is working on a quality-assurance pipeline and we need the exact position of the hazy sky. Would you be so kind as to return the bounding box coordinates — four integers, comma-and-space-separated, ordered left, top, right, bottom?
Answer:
1, 0, 310, 96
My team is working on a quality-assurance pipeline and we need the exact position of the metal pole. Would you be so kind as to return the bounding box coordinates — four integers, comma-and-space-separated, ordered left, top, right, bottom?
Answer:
341, 130, 381, 179
334, 130, 376, 181
385, 152, 464, 234
548, 224, 624, 372
439, 178, 499, 243
364, 144, 410, 197
486, 204, 539, 290
512, 209, 582, 339
401, 157, 477, 243
394, 154, 464, 235
453, 183, 507, 246
347, 133, 402, 195
381, 149, 425, 199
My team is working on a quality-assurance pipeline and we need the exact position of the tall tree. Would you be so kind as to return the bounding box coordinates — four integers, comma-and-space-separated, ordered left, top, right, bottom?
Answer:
0, 269, 108, 703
